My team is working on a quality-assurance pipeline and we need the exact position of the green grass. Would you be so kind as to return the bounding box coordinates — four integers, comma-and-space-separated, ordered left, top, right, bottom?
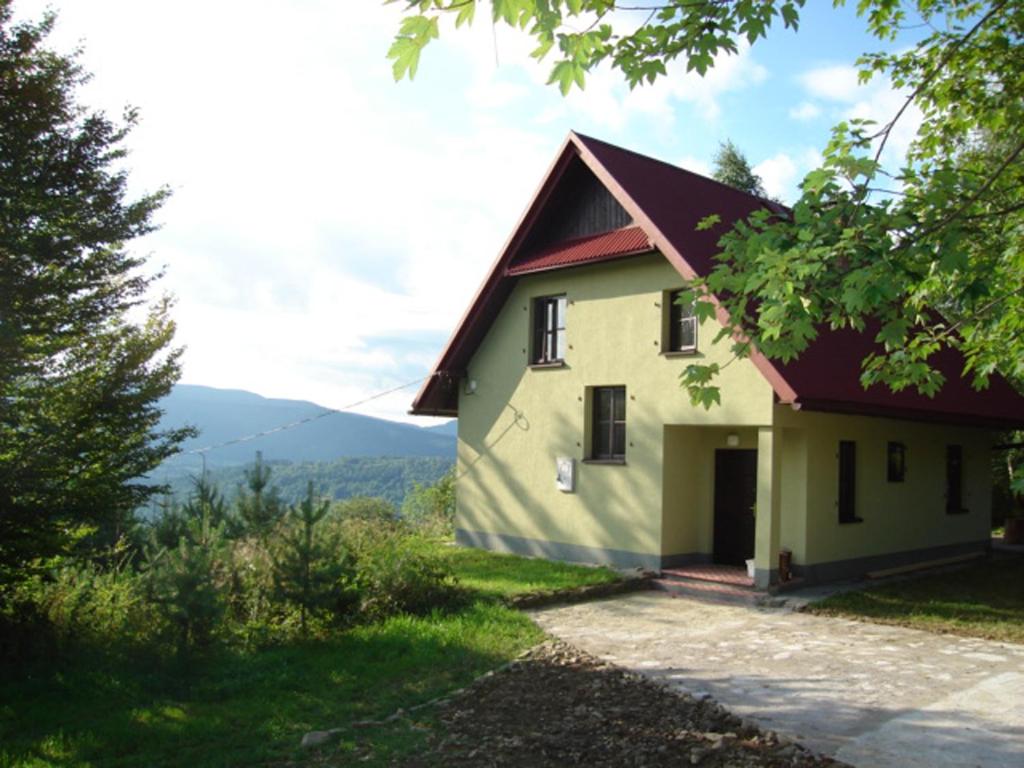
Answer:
808, 556, 1024, 644
439, 544, 621, 599
0, 546, 615, 767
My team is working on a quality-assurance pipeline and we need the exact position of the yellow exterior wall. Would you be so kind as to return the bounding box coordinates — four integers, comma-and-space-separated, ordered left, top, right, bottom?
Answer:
774, 406, 994, 567
456, 252, 775, 561
661, 426, 760, 557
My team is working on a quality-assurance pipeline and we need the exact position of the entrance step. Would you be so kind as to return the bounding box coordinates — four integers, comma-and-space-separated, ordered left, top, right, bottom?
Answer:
661, 564, 754, 588
652, 574, 758, 605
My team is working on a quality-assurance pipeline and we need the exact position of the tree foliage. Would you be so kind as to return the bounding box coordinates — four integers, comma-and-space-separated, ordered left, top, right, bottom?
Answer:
235, 451, 285, 537
272, 481, 353, 635
390, 1, 1024, 424
0, 2, 191, 588
712, 140, 767, 198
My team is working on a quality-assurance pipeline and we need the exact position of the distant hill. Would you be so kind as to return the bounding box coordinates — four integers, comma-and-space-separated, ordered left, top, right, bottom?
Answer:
157, 385, 455, 471
150, 456, 453, 510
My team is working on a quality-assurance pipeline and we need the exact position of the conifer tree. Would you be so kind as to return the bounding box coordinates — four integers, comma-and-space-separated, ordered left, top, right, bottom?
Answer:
145, 508, 227, 655
0, 2, 191, 588
236, 451, 285, 537
712, 141, 767, 197
272, 482, 350, 634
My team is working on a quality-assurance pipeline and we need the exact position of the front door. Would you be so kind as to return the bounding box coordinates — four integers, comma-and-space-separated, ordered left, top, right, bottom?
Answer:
713, 449, 757, 566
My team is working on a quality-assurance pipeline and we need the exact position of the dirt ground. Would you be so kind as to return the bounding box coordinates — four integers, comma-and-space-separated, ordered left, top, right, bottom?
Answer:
400, 640, 845, 767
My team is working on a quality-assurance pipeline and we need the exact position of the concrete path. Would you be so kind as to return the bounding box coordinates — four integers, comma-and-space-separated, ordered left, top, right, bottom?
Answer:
531, 592, 1024, 768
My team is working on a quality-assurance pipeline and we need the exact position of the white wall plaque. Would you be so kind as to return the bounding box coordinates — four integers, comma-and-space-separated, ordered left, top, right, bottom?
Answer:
555, 456, 576, 492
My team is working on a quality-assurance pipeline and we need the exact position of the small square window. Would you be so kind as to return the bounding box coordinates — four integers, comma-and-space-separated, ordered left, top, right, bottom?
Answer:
531, 295, 566, 364
591, 386, 626, 461
665, 289, 698, 353
887, 442, 906, 483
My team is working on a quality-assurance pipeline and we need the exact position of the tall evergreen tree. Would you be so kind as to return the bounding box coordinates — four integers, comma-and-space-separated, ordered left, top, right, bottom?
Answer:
0, 3, 191, 588
712, 141, 767, 198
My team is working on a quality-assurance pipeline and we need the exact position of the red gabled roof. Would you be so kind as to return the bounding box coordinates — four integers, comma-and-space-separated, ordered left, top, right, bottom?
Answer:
507, 226, 650, 275
411, 131, 1024, 427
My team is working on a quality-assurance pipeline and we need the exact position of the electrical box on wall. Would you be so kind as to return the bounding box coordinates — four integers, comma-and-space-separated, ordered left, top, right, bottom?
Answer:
555, 457, 576, 492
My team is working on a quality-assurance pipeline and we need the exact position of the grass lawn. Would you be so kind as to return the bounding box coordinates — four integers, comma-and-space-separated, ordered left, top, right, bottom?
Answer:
808, 555, 1024, 644
437, 544, 621, 600
0, 544, 618, 767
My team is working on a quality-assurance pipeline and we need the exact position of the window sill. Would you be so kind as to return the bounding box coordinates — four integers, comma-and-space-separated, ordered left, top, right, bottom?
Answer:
660, 349, 698, 358
528, 360, 565, 370
839, 517, 864, 525
583, 458, 627, 466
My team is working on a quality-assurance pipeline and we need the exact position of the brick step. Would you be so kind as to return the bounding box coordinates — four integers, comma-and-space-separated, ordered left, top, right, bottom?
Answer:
660, 566, 754, 588
652, 576, 758, 604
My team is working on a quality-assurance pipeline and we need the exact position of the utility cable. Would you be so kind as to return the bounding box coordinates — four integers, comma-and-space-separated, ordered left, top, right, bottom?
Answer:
182, 373, 437, 456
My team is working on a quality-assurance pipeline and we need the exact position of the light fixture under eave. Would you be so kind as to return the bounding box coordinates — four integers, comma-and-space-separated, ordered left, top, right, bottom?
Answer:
465, 379, 478, 395
726, 432, 740, 448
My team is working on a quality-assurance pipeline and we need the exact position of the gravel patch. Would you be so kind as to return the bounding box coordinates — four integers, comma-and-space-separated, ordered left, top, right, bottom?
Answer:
401, 640, 846, 767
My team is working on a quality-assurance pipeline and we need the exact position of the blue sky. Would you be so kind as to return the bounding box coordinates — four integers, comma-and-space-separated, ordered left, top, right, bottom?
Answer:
14, 1, 921, 423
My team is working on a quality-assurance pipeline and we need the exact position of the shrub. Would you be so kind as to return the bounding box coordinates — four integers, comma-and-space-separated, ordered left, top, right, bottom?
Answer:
344, 521, 461, 620
334, 495, 399, 524
401, 468, 455, 536
1, 548, 158, 663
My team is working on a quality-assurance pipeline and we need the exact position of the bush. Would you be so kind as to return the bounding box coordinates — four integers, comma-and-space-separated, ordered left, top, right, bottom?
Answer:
401, 468, 455, 536
1, 550, 158, 664
342, 520, 461, 620
334, 495, 398, 524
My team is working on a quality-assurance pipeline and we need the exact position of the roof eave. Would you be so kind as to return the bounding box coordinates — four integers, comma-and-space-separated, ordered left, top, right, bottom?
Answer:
792, 398, 1024, 430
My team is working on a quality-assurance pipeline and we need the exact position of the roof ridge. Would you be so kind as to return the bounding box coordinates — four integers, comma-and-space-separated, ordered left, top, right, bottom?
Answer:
571, 130, 789, 213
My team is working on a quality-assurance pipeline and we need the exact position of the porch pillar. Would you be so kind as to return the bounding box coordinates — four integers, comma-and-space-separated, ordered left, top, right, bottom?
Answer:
754, 426, 782, 588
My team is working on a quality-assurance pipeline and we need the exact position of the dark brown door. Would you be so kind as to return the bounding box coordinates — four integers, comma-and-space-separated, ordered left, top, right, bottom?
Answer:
713, 449, 757, 566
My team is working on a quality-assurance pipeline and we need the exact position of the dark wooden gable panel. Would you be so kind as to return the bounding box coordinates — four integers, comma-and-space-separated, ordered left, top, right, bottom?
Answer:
520, 157, 632, 254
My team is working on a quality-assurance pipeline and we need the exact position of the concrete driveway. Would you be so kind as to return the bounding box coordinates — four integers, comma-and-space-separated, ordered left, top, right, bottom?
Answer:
531, 592, 1024, 768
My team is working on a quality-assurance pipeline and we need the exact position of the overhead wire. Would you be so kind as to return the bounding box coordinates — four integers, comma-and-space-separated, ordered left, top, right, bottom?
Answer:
182, 373, 438, 457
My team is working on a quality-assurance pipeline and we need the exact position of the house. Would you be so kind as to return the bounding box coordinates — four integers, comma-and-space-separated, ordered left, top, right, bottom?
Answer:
410, 132, 1024, 588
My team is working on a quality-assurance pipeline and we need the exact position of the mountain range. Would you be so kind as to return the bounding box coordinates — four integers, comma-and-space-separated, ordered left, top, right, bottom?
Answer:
158, 384, 455, 469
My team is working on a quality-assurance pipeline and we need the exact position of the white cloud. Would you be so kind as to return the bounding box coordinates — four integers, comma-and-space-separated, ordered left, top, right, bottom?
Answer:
798, 63, 922, 171
753, 153, 798, 200
621, 42, 768, 124
789, 101, 821, 121
677, 155, 713, 178
11, 0, 555, 424
799, 65, 863, 103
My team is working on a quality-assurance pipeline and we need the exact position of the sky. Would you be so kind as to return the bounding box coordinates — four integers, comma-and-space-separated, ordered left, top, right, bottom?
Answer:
12, 1, 921, 425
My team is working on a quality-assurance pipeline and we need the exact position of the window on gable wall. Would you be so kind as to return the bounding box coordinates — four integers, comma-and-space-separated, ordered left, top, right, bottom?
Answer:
591, 386, 626, 461
532, 295, 566, 364
666, 290, 698, 353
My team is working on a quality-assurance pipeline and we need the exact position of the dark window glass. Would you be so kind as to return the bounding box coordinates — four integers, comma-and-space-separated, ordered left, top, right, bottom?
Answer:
887, 442, 906, 483
592, 386, 626, 460
946, 445, 963, 513
532, 295, 566, 364
668, 290, 698, 352
838, 440, 858, 523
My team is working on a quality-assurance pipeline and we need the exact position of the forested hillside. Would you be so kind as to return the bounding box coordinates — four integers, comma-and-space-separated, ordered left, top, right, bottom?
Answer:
152, 455, 454, 510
